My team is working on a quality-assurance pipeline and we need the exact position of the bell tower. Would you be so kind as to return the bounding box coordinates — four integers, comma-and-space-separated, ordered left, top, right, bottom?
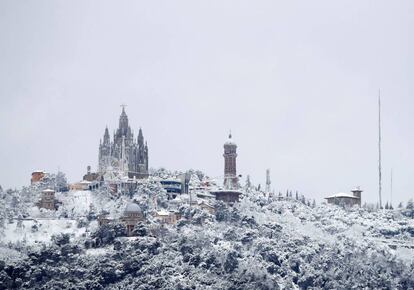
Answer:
223, 133, 238, 189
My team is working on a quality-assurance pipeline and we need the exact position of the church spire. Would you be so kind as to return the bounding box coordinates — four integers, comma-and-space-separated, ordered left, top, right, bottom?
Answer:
138, 127, 144, 146
118, 105, 129, 134
121, 104, 127, 116
103, 126, 110, 145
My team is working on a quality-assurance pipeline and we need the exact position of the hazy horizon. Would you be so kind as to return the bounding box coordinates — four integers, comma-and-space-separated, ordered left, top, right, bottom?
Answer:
1, 1, 413, 204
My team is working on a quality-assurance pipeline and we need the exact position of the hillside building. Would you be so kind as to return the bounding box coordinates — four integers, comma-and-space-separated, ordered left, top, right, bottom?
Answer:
212, 133, 242, 204
121, 203, 144, 236
325, 188, 363, 207
160, 179, 183, 199
154, 210, 178, 225
83, 165, 100, 182
31, 170, 45, 184
223, 133, 238, 189
38, 189, 58, 210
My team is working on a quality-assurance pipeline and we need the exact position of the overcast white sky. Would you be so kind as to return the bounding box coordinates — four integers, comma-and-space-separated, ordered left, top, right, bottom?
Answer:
0, 1, 413, 204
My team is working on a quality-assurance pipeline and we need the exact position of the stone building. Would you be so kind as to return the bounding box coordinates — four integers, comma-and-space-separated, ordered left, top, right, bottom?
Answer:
99, 107, 149, 179
154, 210, 178, 225
38, 189, 58, 210
31, 170, 45, 184
223, 133, 238, 189
120, 203, 144, 236
83, 166, 100, 182
212, 189, 242, 203
212, 133, 242, 204
325, 188, 363, 207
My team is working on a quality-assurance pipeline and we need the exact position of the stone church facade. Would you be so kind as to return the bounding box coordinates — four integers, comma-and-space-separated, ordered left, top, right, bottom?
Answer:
98, 107, 149, 179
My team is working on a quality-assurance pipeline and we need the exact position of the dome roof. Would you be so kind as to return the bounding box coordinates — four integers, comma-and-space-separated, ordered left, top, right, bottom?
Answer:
124, 202, 142, 214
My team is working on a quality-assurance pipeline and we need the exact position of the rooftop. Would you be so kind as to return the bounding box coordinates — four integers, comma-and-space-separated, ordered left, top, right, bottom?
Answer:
156, 210, 171, 216
124, 203, 142, 214
42, 189, 55, 193
325, 192, 359, 199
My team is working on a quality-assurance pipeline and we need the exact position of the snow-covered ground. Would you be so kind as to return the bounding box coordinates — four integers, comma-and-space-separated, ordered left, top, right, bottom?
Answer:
2, 218, 98, 245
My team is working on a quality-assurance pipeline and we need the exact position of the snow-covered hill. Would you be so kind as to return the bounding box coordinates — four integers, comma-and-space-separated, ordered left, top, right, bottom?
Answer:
0, 172, 413, 289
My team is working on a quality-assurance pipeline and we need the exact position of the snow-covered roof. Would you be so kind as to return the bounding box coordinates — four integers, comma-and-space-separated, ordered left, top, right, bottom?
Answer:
33, 170, 45, 173
156, 210, 171, 216
199, 201, 214, 208
124, 203, 142, 213
80, 180, 92, 184
325, 192, 359, 199
196, 191, 215, 198
42, 189, 55, 193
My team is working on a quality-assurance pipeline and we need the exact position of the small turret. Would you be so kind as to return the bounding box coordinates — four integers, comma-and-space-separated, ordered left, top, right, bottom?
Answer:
351, 187, 363, 207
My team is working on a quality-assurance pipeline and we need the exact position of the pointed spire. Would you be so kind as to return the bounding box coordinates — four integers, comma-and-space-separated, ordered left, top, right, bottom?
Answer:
120, 104, 127, 116
103, 126, 110, 144
138, 127, 144, 146
118, 105, 129, 133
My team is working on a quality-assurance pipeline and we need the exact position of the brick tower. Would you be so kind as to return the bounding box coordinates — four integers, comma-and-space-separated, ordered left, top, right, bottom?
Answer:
223, 133, 238, 189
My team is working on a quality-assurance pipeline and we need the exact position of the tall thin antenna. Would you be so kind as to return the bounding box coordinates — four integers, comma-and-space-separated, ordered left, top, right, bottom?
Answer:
390, 169, 393, 207
378, 89, 383, 209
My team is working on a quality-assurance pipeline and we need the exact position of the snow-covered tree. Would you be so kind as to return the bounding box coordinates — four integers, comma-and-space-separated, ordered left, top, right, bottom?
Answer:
404, 199, 414, 218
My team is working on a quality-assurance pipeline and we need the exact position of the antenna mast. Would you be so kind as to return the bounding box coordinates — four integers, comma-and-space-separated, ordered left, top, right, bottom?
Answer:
390, 169, 393, 207
378, 90, 383, 209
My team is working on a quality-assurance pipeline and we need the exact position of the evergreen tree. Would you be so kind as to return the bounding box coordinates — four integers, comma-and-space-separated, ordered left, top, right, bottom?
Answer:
295, 191, 299, 200
385, 202, 389, 210
245, 175, 251, 189
312, 199, 316, 208
301, 195, 306, 204
398, 202, 404, 209
406, 199, 414, 218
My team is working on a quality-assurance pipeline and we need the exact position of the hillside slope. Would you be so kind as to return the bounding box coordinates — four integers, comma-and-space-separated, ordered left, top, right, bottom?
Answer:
0, 178, 413, 289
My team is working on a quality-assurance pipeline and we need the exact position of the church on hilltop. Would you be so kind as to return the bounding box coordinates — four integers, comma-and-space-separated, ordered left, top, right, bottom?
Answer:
98, 106, 149, 179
